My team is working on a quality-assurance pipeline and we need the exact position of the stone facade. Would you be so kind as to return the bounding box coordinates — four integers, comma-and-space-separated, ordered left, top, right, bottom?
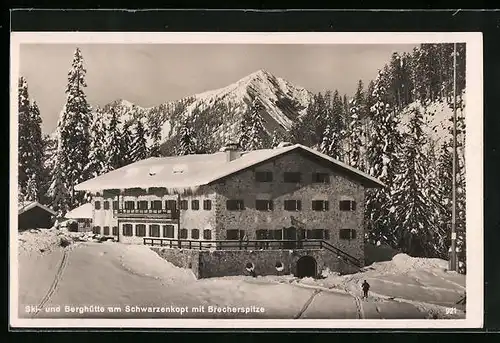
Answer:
213, 151, 366, 262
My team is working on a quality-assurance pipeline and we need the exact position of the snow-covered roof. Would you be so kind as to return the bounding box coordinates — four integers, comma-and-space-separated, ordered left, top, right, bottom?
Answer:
18, 201, 57, 216
74, 144, 385, 193
65, 203, 93, 219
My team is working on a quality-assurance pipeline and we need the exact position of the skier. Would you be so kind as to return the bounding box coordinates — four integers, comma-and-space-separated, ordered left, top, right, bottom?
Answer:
361, 280, 370, 299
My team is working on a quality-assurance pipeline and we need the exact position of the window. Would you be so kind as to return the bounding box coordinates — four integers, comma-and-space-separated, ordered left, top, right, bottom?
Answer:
112, 226, 118, 236
203, 229, 212, 240
284, 200, 302, 211
94, 201, 101, 210
272, 229, 283, 240
113, 201, 119, 210
165, 200, 177, 210
339, 229, 357, 240
226, 229, 245, 240
255, 171, 273, 182
103, 226, 110, 235
125, 201, 135, 210
256, 229, 270, 239
163, 225, 175, 238
136, 224, 146, 237
138, 201, 148, 210
306, 229, 325, 239
151, 200, 162, 210
312, 172, 330, 183
226, 200, 245, 211
180, 200, 188, 210
312, 200, 329, 211
339, 200, 356, 211
191, 200, 200, 210
93, 226, 101, 234
256, 199, 273, 211
180, 228, 188, 239
284, 172, 301, 183
191, 229, 200, 239
123, 224, 133, 236
149, 224, 160, 237
103, 201, 110, 210
203, 199, 212, 210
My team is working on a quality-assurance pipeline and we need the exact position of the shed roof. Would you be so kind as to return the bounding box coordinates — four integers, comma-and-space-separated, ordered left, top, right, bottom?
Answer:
18, 201, 57, 216
65, 203, 93, 219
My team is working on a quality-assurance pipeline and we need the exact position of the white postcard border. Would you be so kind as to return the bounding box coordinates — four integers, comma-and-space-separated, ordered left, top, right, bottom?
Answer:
9, 31, 484, 329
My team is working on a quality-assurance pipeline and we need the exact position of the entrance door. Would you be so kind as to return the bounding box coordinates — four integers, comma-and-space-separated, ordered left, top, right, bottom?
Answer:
296, 256, 317, 278
283, 226, 297, 249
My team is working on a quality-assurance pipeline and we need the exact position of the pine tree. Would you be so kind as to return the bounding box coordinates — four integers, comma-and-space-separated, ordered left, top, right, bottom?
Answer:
105, 107, 124, 171
129, 120, 148, 162
120, 122, 134, 166
18, 77, 31, 197
345, 81, 364, 169
147, 112, 163, 157
25, 101, 44, 201
50, 47, 92, 211
86, 107, 108, 178
239, 98, 267, 151
320, 90, 345, 160
391, 106, 444, 257
365, 69, 403, 246
177, 117, 197, 155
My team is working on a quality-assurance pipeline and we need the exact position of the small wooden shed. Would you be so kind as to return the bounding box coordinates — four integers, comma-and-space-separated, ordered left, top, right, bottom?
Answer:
18, 201, 56, 231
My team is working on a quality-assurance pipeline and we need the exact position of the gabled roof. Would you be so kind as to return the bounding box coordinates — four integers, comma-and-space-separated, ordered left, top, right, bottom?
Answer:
74, 144, 385, 192
65, 203, 93, 219
18, 201, 57, 216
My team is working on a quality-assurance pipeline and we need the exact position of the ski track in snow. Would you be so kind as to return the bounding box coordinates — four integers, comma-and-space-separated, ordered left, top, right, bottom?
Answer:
428, 271, 466, 291
365, 276, 463, 293
33, 248, 70, 318
294, 289, 321, 319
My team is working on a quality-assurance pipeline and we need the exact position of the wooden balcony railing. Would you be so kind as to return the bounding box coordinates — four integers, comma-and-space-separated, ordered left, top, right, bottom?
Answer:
114, 209, 179, 219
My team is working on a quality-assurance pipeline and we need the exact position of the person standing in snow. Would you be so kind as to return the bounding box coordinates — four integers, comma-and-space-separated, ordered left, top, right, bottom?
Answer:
361, 280, 370, 299
242, 233, 249, 250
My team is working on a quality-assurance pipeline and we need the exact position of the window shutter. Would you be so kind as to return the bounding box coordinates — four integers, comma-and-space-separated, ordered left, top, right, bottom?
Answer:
269, 200, 274, 211
297, 200, 302, 211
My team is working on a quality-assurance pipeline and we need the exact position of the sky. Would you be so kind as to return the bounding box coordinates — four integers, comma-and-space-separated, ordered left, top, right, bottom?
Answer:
19, 43, 416, 134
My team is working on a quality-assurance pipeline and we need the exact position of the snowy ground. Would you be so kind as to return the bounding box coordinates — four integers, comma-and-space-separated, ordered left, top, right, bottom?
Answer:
17, 229, 465, 320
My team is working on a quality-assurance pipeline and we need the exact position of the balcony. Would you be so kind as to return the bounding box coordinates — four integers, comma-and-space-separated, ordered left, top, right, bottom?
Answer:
114, 209, 179, 220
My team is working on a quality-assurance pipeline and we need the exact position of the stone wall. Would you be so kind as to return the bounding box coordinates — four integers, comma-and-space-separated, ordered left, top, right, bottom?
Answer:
151, 247, 201, 278
213, 150, 366, 262
151, 246, 360, 279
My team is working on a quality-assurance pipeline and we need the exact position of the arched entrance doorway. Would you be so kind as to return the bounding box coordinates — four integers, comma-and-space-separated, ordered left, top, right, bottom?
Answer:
296, 256, 317, 278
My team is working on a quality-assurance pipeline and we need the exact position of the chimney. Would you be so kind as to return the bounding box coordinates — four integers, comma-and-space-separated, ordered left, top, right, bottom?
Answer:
220, 142, 241, 162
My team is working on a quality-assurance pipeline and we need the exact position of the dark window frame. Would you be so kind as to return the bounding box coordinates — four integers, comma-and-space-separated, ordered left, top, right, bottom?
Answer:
339, 200, 357, 211
312, 200, 329, 211
151, 200, 163, 210
284, 199, 302, 211
123, 224, 133, 236
203, 199, 212, 210
149, 224, 160, 237
180, 200, 188, 210
191, 200, 200, 210
103, 226, 110, 235
203, 229, 212, 240
165, 200, 177, 210
125, 201, 135, 210
256, 199, 274, 211
112, 226, 119, 235
163, 225, 175, 238
94, 201, 101, 210
255, 171, 273, 182
103, 201, 110, 210
226, 199, 245, 211
180, 228, 188, 239
312, 172, 330, 183
339, 229, 357, 240
191, 229, 200, 239
113, 201, 119, 210
137, 201, 148, 210
136, 224, 146, 237
93, 226, 101, 234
